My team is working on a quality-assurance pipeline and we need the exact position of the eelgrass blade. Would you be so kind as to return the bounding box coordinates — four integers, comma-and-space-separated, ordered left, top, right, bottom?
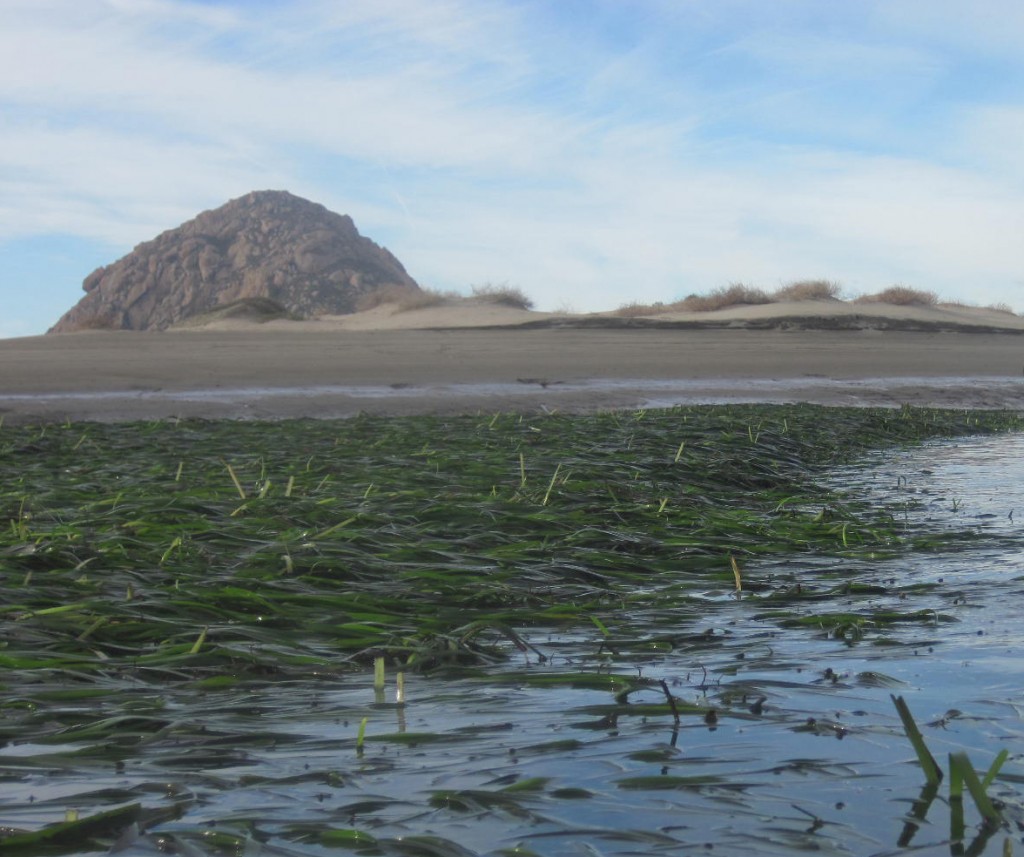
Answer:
542, 463, 561, 506
356, 716, 368, 755
0, 802, 141, 851
730, 555, 742, 593
313, 515, 358, 540
982, 749, 1010, 791
950, 751, 1003, 826
222, 459, 247, 499
659, 679, 681, 724
320, 829, 378, 848
891, 695, 943, 786
949, 761, 967, 844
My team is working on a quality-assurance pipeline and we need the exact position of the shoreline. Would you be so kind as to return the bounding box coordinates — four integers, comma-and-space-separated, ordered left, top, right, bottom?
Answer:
1, 376, 1022, 424
2, 324, 1024, 422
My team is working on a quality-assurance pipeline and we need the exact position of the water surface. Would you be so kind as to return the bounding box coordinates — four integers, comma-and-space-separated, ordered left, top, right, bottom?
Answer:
4, 431, 1024, 856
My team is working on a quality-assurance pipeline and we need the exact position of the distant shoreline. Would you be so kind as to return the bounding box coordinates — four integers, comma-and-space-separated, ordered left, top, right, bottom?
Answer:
443, 312, 1024, 335
3, 304, 1024, 422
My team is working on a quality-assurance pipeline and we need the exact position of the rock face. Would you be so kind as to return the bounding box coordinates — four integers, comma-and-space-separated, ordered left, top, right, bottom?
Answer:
49, 190, 419, 332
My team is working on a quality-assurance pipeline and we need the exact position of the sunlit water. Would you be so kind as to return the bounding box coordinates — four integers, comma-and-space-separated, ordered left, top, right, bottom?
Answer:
4, 434, 1024, 856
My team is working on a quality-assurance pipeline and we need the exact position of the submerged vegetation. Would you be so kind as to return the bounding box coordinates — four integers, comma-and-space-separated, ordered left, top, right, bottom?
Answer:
5, 405, 1018, 674
2, 405, 1023, 855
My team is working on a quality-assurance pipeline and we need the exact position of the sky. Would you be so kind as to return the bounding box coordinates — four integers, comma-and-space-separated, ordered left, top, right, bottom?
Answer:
2, 0, 1023, 338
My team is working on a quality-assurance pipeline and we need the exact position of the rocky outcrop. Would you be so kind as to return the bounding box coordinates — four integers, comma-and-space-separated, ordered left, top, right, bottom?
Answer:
49, 190, 419, 332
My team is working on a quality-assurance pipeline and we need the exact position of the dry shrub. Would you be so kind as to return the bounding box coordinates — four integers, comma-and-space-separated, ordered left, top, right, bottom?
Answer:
170, 298, 300, 329
68, 313, 121, 331
939, 300, 1018, 317
854, 286, 937, 307
392, 288, 459, 312
610, 279, 843, 317
355, 285, 422, 312
613, 301, 669, 317
772, 280, 842, 301
470, 282, 535, 310
355, 285, 458, 313
215, 297, 293, 321
676, 283, 771, 313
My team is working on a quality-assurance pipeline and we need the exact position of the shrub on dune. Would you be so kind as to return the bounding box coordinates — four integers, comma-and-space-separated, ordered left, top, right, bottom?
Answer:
614, 301, 668, 317
470, 283, 535, 310
854, 286, 938, 307
676, 284, 772, 313
772, 280, 842, 301
356, 285, 458, 313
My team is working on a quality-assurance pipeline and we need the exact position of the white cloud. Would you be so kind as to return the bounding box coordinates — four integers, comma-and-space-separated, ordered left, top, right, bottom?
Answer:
952, 105, 1024, 185
0, 1, 583, 175
395, 135, 1024, 312
0, 124, 290, 242
2, 0, 1024, 331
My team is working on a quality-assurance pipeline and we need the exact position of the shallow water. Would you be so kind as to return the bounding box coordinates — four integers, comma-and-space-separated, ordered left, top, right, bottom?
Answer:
4, 433, 1024, 856
2, 374, 1021, 406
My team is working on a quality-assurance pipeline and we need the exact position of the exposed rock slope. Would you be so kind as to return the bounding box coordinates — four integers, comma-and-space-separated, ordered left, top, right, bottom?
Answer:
49, 190, 419, 332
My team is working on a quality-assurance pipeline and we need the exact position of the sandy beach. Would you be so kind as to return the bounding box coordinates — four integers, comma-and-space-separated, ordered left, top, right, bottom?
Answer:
2, 300, 1023, 422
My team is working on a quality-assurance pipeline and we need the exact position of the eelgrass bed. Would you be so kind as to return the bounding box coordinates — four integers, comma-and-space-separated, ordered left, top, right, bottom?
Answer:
2, 404, 1023, 855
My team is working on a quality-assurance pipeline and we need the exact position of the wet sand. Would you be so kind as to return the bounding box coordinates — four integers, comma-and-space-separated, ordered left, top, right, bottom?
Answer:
1, 323, 1022, 423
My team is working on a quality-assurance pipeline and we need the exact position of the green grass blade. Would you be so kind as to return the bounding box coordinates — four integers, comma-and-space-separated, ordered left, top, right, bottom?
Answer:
982, 749, 1010, 791
0, 802, 140, 850
542, 463, 561, 506
951, 751, 1003, 825
356, 716, 368, 755
891, 695, 943, 786
189, 625, 208, 655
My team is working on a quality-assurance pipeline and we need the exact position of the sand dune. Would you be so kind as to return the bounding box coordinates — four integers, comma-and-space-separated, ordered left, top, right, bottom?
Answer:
170, 297, 1024, 334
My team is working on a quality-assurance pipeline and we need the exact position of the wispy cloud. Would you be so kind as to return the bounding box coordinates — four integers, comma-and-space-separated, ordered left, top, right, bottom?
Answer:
1, 0, 1023, 335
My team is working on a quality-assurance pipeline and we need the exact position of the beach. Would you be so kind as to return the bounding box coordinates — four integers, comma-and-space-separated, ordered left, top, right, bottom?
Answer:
2, 300, 1023, 422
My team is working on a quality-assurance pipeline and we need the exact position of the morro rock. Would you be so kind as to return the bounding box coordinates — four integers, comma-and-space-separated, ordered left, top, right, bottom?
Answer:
49, 190, 420, 332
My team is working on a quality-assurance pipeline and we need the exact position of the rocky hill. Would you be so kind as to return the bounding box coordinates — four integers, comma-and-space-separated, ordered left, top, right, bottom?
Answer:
49, 190, 420, 332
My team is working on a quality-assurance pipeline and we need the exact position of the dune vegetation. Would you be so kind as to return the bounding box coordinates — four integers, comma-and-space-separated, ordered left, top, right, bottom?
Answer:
615, 280, 1017, 318
354, 282, 534, 315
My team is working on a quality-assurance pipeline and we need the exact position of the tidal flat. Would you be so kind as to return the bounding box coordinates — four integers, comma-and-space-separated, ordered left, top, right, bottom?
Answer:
2, 405, 1024, 856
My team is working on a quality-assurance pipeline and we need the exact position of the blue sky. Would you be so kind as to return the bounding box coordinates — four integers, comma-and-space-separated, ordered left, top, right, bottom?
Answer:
2, 0, 1023, 338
